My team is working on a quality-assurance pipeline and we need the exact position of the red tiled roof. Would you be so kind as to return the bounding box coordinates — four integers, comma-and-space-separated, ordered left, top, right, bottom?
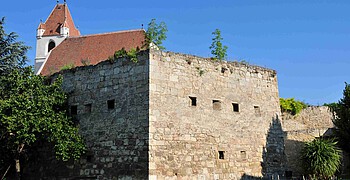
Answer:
40, 29, 146, 76
38, 23, 46, 29
40, 4, 80, 36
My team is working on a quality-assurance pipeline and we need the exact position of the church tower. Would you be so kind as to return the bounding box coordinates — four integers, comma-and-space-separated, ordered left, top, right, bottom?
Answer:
34, 2, 80, 74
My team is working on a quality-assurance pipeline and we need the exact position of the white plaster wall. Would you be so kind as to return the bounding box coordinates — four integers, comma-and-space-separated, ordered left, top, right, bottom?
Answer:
35, 35, 66, 74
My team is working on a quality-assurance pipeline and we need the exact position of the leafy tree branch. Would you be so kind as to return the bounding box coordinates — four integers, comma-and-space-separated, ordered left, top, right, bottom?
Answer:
209, 29, 228, 61
145, 19, 168, 50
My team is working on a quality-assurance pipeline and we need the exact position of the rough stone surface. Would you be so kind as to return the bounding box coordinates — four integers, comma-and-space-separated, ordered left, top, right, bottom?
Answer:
148, 50, 280, 179
282, 106, 334, 177
25, 51, 150, 179
25, 49, 335, 179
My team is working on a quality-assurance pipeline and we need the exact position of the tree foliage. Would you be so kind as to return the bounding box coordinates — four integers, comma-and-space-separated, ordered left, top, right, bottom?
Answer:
323, 102, 338, 112
333, 83, 350, 152
0, 17, 29, 75
280, 98, 307, 115
209, 29, 228, 61
0, 67, 85, 177
145, 19, 168, 50
301, 138, 341, 179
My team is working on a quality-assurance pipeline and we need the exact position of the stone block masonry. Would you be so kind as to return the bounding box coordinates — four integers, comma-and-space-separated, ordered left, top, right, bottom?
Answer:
282, 106, 334, 176
25, 51, 151, 179
24, 49, 283, 179
149, 50, 280, 179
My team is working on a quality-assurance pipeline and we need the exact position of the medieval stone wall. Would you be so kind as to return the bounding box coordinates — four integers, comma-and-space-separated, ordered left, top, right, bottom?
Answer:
148, 50, 281, 179
282, 106, 334, 177
25, 51, 150, 179
25, 49, 286, 180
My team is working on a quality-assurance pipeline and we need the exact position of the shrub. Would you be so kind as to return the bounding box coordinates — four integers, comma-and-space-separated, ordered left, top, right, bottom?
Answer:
280, 98, 307, 115
301, 138, 341, 179
60, 63, 75, 70
110, 48, 139, 63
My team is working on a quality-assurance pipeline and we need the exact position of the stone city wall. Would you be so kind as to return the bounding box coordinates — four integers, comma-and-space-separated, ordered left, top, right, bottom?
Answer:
282, 106, 334, 177
25, 51, 151, 179
148, 50, 281, 179
25, 49, 284, 180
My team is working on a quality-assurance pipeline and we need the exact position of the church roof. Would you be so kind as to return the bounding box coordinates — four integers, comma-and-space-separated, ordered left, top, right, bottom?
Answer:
40, 29, 146, 76
40, 3, 80, 36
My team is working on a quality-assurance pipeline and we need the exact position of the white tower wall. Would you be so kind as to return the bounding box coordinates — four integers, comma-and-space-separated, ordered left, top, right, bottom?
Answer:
34, 35, 66, 74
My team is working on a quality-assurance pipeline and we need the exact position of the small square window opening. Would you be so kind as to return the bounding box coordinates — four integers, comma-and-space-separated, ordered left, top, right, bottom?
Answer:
285, 171, 292, 178
232, 103, 239, 112
86, 155, 93, 163
71, 105, 78, 115
189, 96, 197, 106
218, 151, 225, 159
85, 104, 92, 113
107, 99, 115, 110
213, 100, 221, 110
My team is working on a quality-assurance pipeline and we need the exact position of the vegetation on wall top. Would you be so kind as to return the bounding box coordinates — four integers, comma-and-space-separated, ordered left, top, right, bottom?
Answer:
60, 63, 75, 71
280, 98, 307, 115
109, 47, 140, 63
209, 29, 228, 61
145, 19, 168, 50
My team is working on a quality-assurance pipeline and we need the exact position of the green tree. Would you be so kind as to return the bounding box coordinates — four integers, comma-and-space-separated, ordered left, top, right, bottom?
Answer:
333, 83, 350, 152
0, 67, 85, 179
0, 17, 29, 75
145, 18, 168, 50
280, 98, 307, 115
209, 29, 228, 61
301, 138, 341, 179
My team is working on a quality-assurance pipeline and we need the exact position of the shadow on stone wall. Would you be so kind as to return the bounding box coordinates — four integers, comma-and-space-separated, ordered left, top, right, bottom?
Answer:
241, 116, 287, 180
284, 138, 305, 177
261, 116, 286, 179
241, 173, 264, 180
341, 152, 350, 178
19, 57, 151, 179
22, 116, 150, 179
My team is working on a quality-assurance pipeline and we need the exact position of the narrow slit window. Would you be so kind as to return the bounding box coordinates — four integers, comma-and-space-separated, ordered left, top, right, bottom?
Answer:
218, 151, 225, 159
85, 104, 92, 113
254, 106, 261, 116
71, 105, 78, 115
86, 151, 93, 163
232, 103, 239, 112
213, 100, 221, 110
189, 96, 197, 106
240, 151, 246, 158
107, 99, 115, 110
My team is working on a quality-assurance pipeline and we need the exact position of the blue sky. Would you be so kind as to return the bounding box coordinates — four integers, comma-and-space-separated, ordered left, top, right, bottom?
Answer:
2, 0, 350, 105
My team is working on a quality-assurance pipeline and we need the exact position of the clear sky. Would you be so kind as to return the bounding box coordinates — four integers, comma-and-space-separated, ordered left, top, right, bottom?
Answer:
2, 0, 350, 105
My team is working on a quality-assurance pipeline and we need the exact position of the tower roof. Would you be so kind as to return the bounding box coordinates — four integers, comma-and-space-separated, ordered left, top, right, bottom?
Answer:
39, 29, 146, 76
40, 3, 80, 36
38, 22, 46, 29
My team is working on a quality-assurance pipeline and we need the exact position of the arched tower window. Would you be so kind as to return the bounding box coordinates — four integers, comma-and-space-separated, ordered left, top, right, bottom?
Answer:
48, 41, 56, 52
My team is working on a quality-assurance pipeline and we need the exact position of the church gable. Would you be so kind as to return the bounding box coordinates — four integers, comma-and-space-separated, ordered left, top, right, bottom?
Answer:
40, 30, 146, 76
36, 2, 146, 76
